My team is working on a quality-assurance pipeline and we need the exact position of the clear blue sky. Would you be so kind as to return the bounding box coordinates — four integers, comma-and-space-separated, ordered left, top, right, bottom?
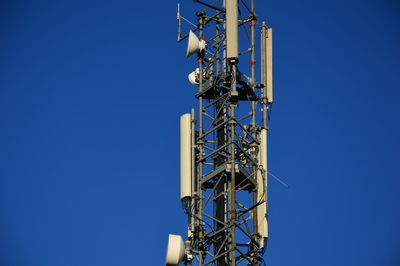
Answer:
1, 0, 399, 265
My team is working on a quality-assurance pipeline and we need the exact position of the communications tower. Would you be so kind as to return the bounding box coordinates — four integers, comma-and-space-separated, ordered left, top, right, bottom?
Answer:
167, 0, 273, 265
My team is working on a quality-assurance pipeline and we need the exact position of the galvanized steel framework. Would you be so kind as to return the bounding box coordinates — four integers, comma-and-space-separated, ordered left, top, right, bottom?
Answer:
178, 0, 272, 265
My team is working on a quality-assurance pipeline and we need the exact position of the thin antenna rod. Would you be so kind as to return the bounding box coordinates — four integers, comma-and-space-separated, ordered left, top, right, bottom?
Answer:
177, 4, 181, 41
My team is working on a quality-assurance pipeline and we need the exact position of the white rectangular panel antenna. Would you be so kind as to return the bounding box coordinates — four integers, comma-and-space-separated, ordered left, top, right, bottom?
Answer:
257, 129, 268, 244
266, 28, 273, 104
226, 0, 238, 59
180, 113, 192, 199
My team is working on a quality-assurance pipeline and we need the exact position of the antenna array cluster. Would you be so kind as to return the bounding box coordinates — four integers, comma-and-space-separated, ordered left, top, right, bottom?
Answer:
167, 1, 273, 265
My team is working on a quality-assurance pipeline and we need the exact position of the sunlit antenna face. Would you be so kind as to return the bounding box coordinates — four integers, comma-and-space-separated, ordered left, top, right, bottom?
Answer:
165, 234, 185, 265
186, 30, 206, 58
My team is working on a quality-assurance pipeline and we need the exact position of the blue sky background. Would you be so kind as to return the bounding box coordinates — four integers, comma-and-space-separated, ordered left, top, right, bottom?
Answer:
1, 0, 399, 265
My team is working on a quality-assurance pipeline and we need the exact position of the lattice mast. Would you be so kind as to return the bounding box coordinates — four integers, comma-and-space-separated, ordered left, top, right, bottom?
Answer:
170, 1, 273, 265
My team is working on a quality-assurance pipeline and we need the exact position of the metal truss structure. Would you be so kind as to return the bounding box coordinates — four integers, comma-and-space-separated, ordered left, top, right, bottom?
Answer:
176, 1, 273, 265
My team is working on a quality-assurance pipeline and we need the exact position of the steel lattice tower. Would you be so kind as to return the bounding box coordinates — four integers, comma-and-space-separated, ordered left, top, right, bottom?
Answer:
168, 1, 273, 265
